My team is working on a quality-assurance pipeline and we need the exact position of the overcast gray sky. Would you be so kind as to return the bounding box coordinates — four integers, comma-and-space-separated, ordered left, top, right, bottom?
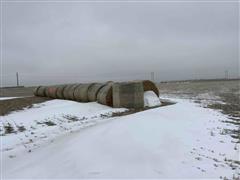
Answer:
1, 1, 239, 86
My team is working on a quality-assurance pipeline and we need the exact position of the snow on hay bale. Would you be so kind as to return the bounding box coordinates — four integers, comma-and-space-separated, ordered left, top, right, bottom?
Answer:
87, 83, 106, 102
35, 86, 47, 97
74, 83, 92, 102
56, 85, 67, 99
144, 91, 161, 107
97, 82, 113, 106
112, 81, 144, 109
45, 86, 59, 99
142, 80, 159, 97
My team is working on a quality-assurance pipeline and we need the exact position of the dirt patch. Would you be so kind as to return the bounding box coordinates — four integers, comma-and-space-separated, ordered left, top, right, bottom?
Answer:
112, 100, 175, 117
3, 123, 15, 134
0, 96, 51, 116
208, 92, 240, 118
207, 92, 240, 143
37, 120, 56, 126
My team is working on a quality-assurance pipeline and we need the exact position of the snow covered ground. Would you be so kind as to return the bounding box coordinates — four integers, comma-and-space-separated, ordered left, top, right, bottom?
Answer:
0, 97, 21, 101
1, 97, 239, 179
0, 100, 127, 155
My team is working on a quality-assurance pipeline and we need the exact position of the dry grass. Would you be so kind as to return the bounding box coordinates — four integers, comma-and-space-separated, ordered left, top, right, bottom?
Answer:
0, 96, 50, 116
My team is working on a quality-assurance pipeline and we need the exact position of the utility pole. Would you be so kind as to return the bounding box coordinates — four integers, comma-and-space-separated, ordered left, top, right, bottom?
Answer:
225, 70, 229, 79
151, 72, 155, 82
16, 72, 19, 86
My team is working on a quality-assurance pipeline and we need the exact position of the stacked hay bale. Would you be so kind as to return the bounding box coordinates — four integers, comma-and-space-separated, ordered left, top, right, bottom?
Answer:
96, 82, 114, 107
34, 86, 47, 97
68, 84, 81, 100
33, 86, 40, 96
56, 85, 67, 99
63, 84, 74, 99
45, 86, 59, 99
74, 84, 92, 102
33, 80, 159, 109
112, 81, 144, 109
87, 83, 105, 102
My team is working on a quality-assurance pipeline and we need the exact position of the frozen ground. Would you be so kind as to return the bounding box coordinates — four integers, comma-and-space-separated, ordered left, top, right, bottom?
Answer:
0, 100, 127, 155
1, 97, 239, 179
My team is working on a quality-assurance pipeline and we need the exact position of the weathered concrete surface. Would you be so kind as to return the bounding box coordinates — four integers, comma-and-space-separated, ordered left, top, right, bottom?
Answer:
113, 82, 144, 109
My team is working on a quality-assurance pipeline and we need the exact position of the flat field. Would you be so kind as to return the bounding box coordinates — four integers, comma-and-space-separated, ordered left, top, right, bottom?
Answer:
0, 80, 239, 179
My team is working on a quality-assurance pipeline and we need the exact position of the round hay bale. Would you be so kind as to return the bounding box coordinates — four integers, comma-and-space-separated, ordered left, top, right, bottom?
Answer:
112, 81, 144, 109
97, 82, 113, 106
143, 80, 159, 97
56, 85, 68, 99
87, 83, 105, 102
45, 86, 58, 98
67, 84, 81, 100
62, 84, 75, 100
36, 86, 47, 97
33, 86, 40, 96
74, 83, 92, 102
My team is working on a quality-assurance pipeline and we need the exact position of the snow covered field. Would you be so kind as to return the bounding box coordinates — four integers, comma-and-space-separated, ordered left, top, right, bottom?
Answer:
1, 97, 239, 179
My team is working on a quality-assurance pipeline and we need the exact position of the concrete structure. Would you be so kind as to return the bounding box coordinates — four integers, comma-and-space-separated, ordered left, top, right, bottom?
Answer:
112, 82, 144, 109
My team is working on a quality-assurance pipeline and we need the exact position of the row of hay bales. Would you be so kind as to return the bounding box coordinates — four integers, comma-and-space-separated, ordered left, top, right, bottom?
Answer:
34, 80, 159, 108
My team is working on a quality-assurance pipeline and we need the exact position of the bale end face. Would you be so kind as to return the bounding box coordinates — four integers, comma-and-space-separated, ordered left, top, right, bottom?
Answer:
143, 80, 159, 97
112, 82, 144, 109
